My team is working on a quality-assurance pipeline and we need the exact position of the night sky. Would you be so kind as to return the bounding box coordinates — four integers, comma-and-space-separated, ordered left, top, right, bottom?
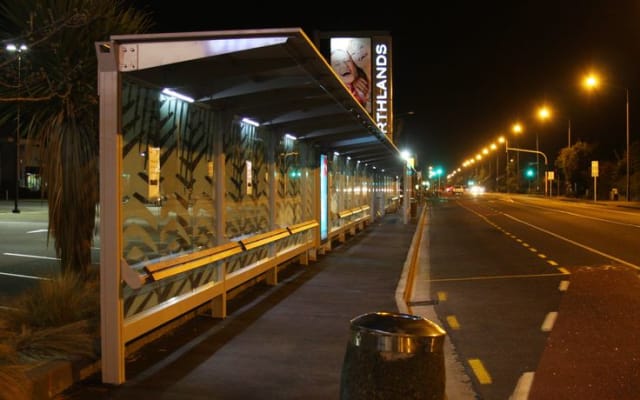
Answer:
131, 1, 640, 173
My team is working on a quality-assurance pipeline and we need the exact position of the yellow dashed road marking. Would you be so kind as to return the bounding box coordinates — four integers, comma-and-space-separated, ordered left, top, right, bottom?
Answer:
446, 315, 460, 330
468, 358, 492, 384
547, 260, 558, 266
437, 291, 447, 301
537, 253, 547, 259
529, 247, 537, 252
559, 280, 570, 291
557, 267, 570, 275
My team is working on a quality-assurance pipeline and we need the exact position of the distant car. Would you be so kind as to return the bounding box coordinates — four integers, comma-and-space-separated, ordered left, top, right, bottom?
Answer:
453, 185, 464, 195
469, 185, 485, 195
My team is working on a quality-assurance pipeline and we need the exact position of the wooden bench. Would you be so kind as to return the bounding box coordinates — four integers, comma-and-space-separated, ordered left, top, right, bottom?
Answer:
239, 228, 290, 251
338, 209, 354, 219
144, 241, 244, 281
125, 222, 320, 341
287, 220, 319, 234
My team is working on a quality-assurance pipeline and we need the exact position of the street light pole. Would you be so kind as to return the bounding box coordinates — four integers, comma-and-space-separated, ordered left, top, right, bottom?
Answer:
7, 43, 27, 214
582, 73, 631, 201
496, 149, 499, 192
536, 130, 540, 193
536, 106, 551, 195
626, 88, 630, 201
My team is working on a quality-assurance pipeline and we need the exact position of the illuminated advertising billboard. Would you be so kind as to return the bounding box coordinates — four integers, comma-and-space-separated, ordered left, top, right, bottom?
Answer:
319, 32, 394, 142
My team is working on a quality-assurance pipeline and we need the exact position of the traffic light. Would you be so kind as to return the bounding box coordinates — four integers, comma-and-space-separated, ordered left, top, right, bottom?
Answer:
525, 168, 535, 179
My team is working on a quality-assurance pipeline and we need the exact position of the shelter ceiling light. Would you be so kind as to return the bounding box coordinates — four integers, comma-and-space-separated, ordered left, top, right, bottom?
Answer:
162, 88, 194, 103
241, 117, 260, 127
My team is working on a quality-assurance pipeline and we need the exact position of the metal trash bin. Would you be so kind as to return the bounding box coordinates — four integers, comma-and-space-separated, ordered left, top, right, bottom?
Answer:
340, 311, 446, 400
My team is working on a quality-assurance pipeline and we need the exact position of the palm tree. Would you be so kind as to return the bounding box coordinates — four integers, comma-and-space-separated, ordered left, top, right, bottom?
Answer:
0, 0, 153, 277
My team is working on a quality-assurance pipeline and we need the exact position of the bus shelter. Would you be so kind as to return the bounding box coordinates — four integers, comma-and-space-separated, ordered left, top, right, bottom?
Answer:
96, 28, 404, 384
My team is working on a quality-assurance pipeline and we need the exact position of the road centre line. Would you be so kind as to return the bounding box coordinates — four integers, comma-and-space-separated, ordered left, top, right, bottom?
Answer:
460, 202, 640, 271
500, 213, 640, 271
505, 200, 640, 228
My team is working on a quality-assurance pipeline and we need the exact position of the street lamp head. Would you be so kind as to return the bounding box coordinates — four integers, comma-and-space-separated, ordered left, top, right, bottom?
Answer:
512, 122, 523, 134
537, 105, 551, 121
6, 43, 27, 53
583, 73, 599, 90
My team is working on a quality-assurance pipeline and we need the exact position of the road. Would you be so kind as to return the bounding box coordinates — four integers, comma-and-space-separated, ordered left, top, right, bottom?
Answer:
426, 193, 640, 399
0, 200, 99, 304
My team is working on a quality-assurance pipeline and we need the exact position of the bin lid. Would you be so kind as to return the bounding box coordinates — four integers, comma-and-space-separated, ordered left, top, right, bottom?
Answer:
351, 311, 445, 337
349, 312, 446, 353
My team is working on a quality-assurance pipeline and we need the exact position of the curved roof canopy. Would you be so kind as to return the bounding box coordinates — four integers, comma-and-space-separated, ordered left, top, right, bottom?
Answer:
106, 28, 404, 176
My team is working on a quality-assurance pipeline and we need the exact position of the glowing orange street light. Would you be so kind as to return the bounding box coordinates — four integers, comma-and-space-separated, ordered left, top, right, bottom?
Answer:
583, 73, 599, 90
512, 122, 523, 134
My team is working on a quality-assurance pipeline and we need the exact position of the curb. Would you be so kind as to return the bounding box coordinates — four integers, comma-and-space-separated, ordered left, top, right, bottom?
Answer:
27, 358, 100, 400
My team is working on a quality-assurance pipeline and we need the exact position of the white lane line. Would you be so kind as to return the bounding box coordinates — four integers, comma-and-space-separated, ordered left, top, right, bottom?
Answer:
3, 252, 59, 260
511, 372, 535, 400
0, 271, 50, 280
503, 199, 640, 228
502, 213, 640, 271
26, 229, 48, 234
461, 201, 640, 270
541, 311, 558, 332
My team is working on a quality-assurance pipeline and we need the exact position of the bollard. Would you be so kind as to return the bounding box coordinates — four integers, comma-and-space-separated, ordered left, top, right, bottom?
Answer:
340, 311, 446, 400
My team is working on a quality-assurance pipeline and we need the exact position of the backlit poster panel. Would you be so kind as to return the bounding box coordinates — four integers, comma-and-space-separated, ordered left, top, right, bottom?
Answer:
148, 146, 160, 201
320, 153, 328, 241
330, 37, 372, 113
